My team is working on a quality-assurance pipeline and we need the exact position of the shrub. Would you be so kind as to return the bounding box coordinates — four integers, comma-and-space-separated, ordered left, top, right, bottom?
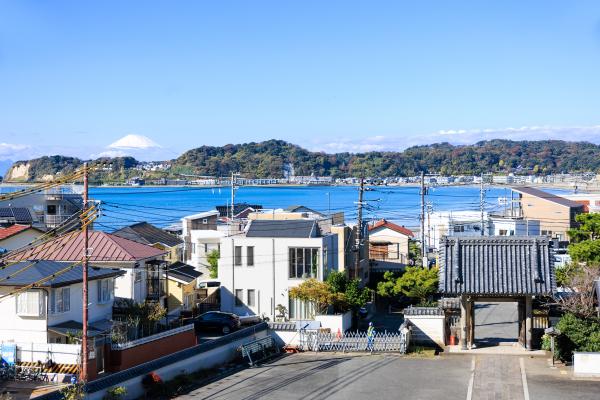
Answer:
555, 313, 600, 361
104, 386, 127, 400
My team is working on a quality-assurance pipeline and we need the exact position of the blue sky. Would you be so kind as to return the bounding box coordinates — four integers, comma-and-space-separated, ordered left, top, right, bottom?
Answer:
1, 1, 600, 161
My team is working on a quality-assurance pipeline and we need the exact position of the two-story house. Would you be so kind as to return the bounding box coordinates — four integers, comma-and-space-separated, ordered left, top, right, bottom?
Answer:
112, 222, 183, 263
5, 231, 167, 304
368, 219, 414, 270
219, 219, 338, 321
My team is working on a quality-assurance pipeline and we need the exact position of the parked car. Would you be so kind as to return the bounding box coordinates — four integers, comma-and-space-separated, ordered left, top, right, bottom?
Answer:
193, 311, 241, 335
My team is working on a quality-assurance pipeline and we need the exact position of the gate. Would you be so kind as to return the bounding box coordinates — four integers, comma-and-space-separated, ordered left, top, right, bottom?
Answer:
299, 324, 410, 354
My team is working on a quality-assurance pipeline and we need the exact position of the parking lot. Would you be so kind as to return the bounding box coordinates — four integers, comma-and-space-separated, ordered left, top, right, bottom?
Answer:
176, 352, 600, 400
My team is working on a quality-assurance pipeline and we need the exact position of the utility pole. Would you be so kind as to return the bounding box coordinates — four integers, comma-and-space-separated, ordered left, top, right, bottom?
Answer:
230, 172, 236, 221
355, 178, 364, 279
480, 173, 485, 236
420, 171, 427, 268
81, 162, 89, 382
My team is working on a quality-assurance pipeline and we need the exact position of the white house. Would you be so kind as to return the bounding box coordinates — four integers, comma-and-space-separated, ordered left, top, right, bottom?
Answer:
182, 211, 228, 275
488, 215, 541, 236
368, 219, 414, 271
219, 219, 338, 321
425, 211, 488, 251
0, 261, 124, 344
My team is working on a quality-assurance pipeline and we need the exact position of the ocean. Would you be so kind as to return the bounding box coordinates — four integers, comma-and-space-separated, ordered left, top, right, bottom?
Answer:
87, 185, 527, 231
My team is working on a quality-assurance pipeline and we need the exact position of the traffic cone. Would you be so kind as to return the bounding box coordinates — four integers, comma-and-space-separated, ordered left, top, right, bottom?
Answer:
336, 328, 342, 340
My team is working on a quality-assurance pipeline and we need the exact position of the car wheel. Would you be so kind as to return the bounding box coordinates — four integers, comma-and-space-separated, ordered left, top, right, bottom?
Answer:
222, 326, 231, 334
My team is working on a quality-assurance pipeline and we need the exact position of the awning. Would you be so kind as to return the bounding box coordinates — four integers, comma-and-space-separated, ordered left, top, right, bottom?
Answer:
48, 320, 110, 338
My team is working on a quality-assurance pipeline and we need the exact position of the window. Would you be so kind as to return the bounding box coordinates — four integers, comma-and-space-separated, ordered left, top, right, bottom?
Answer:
453, 225, 465, 233
134, 271, 142, 282
289, 248, 319, 279
191, 243, 196, 255
204, 243, 208, 253
247, 246, 254, 266
235, 289, 244, 306
499, 229, 508, 236
51, 287, 70, 313
323, 247, 328, 271
16, 290, 44, 317
247, 289, 256, 307
184, 294, 193, 310
234, 246, 242, 266
288, 297, 315, 319
97, 279, 113, 303
47, 205, 57, 215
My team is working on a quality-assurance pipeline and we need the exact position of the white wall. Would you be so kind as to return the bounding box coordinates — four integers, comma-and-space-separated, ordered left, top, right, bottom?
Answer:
489, 218, 540, 236
404, 315, 446, 348
315, 312, 352, 333
187, 231, 224, 274
219, 235, 338, 320
0, 287, 48, 343
573, 352, 600, 376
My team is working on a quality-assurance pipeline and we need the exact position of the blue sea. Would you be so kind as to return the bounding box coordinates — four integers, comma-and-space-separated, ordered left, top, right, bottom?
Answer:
86, 185, 527, 231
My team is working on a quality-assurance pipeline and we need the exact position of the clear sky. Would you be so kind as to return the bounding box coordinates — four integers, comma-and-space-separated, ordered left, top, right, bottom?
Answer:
1, 1, 600, 161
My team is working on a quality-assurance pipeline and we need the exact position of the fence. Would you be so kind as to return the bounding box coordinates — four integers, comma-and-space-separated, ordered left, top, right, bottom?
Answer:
111, 324, 194, 350
299, 326, 410, 353
1, 342, 80, 365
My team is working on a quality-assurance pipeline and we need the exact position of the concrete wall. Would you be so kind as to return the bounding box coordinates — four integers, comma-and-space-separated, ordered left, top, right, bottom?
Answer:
404, 315, 446, 348
315, 312, 353, 333
219, 235, 338, 320
269, 330, 299, 347
14, 342, 79, 364
573, 352, 600, 376
86, 325, 269, 400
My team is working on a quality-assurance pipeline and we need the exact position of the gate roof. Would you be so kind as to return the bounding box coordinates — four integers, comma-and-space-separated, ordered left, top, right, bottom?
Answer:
439, 236, 556, 296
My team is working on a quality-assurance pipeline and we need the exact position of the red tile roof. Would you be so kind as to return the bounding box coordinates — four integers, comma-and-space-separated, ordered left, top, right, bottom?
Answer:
368, 219, 414, 237
0, 224, 36, 241
6, 230, 166, 263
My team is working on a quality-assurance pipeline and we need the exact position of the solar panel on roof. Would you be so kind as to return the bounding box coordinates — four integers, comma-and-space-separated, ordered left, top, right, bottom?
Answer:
0, 207, 32, 223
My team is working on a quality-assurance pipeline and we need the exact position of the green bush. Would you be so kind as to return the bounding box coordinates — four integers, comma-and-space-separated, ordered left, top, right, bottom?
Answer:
555, 313, 600, 361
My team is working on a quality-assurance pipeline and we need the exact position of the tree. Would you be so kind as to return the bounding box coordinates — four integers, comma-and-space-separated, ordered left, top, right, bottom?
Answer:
326, 271, 371, 311
568, 240, 600, 263
568, 213, 600, 243
555, 264, 600, 319
377, 267, 439, 303
289, 279, 343, 315
206, 249, 220, 279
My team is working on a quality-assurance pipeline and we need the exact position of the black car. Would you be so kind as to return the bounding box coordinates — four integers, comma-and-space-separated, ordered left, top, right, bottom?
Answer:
193, 311, 241, 335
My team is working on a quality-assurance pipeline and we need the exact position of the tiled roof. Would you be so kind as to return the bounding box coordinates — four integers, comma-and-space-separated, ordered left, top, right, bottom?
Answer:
284, 205, 325, 216
439, 236, 556, 296
165, 262, 202, 284
0, 260, 125, 288
246, 219, 316, 238
5, 230, 166, 263
216, 204, 262, 218
0, 207, 33, 224
511, 187, 584, 208
112, 222, 183, 248
0, 224, 36, 241
368, 219, 414, 237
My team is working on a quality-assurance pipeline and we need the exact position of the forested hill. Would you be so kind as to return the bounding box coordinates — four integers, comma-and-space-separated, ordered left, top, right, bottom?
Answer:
173, 139, 600, 177
4, 139, 600, 182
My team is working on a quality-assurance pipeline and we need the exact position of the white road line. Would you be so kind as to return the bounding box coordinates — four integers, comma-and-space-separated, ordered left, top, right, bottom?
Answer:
520, 357, 531, 400
466, 357, 475, 400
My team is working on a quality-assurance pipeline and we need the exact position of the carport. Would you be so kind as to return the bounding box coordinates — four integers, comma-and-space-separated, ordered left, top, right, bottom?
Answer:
439, 236, 556, 350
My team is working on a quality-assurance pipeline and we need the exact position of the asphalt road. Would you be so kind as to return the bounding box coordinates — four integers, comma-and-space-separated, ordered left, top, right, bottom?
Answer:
474, 302, 519, 345
176, 353, 600, 400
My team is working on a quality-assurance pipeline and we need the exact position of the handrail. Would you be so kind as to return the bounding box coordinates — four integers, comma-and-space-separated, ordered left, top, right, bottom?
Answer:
111, 324, 194, 350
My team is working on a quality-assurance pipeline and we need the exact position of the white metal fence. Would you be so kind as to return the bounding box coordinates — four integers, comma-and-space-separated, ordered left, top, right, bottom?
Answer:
299, 327, 410, 353
1, 342, 81, 364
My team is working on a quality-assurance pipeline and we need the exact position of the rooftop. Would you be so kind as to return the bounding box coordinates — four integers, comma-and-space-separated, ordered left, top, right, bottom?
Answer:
246, 219, 318, 238
368, 219, 414, 237
0, 224, 39, 241
439, 236, 555, 296
112, 221, 183, 248
511, 187, 583, 208
182, 210, 219, 221
5, 230, 167, 263
0, 207, 33, 224
165, 261, 202, 284
0, 260, 125, 288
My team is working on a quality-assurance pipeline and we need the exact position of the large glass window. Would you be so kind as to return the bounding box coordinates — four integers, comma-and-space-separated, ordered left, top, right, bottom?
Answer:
97, 279, 114, 303
235, 289, 244, 306
247, 289, 256, 307
289, 248, 319, 279
234, 246, 242, 266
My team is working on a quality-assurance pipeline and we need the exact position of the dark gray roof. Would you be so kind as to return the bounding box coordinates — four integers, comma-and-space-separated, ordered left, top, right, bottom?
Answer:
439, 236, 555, 296
246, 219, 317, 238
166, 262, 202, 284
284, 205, 325, 216
0, 207, 32, 224
512, 187, 583, 208
112, 222, 183, 247
0, 260, 125, 288
216, 203, 262, 218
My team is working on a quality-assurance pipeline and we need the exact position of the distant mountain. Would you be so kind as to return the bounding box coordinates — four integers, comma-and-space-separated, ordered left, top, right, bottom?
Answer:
5, 139, 600, 182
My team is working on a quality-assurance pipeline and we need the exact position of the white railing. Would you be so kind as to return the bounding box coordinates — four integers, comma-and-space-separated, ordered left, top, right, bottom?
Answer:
111, 324, 194, 350
3, 342, 81, 364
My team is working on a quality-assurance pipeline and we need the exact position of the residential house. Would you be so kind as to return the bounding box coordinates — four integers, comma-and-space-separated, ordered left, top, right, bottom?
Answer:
163, 262, 202, 316
182, 211, 227, 275
0, 187, 83, 230
112, 221, 183, 263
0, 224, 44, 252
0, 260, 124, 344
4, 231, 167, 304
488, 215, 540, 237
511, 187, 585, 241
368, 219, 414, 270
561, 193, 600, 213
219, 219, 338, 320
425, 211, 488, 252
215, 203, 262, 220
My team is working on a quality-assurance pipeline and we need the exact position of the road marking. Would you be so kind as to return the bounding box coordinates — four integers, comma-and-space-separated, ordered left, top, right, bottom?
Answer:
466, 357, 475, 400
519, 357, 530, 400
